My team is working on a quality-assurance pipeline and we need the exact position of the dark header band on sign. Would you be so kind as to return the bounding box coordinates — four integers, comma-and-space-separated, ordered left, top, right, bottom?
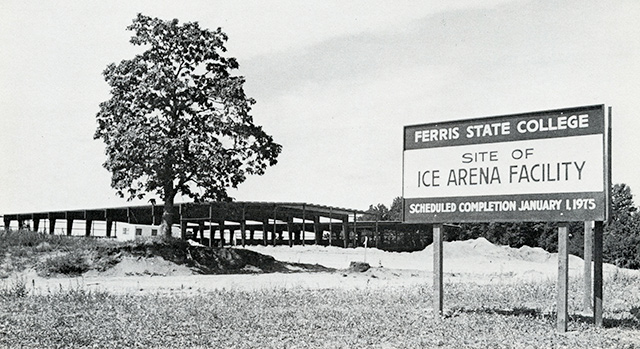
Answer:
404, 104, 604, 150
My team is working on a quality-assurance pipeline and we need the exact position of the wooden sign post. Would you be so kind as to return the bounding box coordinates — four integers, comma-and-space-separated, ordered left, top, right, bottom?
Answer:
583, 221, 593, 312
557, 223, 569, 332
594, 220, 604, 326
433, 224, 444, 315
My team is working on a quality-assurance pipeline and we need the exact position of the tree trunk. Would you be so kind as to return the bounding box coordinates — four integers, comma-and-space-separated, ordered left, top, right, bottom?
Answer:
160, 187, 176, 240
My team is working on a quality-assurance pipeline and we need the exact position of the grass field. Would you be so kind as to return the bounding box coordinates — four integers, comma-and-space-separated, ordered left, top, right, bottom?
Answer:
1, 274, 639, 348
1, 230, 639, 348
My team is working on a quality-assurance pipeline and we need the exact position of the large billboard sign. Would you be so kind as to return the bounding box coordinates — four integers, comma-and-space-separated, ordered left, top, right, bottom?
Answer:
403, 105, 609, 223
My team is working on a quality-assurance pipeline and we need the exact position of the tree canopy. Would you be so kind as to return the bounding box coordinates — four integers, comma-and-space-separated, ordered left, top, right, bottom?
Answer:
94, 14, 281, 237
360, 197, 402, 221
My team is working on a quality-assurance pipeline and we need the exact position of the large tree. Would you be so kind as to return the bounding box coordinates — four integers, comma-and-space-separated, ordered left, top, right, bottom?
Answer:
94, 14, 282, 238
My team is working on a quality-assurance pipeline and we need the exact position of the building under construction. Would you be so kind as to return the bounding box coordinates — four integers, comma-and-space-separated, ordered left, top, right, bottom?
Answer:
1, 201, 432, 250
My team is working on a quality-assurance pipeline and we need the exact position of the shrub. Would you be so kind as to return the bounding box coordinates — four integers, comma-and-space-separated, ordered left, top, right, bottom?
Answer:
39, 252, 90, 276
0, 229, 48, 249
0, 277, 28, 299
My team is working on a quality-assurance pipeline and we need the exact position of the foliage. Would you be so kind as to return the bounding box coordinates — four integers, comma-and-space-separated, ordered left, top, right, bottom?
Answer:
38, 252, 91, 276
94, 14, 281, 237
0, 277, 28, 299
604, 183, 640, 268
0, 229, 52, 250
388, 196, 402, 221
0, 230, 115, 276
359, 196, 402, 221
359, 203, 389, 221
0, 276, 638, 348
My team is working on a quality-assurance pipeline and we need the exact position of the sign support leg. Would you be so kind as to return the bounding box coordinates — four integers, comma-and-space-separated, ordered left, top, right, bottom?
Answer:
583, 221, 593, 312
433, 223, 443, 316
594, 220, 604, 326
557, 223, 569, 332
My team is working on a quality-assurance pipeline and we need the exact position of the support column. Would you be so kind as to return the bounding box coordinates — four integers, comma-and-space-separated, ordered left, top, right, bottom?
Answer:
277, 226, 283, 245
209, 205, 214, 247
180, 220, 188, 240
249, 229, 255, 245
342, 219, 349, 248
3, 218, 10, 231
33, 219, 40, 232
218, 221, 225, 246
329, 219, 333, 246
199, 222, 205, 242
313, 216, 322, 245
49, 218, 56, 235
433, 224, 444, 316
273, 206, 278, 246
209, 222, 214, 247
352, 212, 357, 248
240, 220, 246, 247
287, 218, 293, 247
329, 208, 333, 246
229, 227, 234, 246
262, 219, 269, 246
106, 218, 113, 238
557, 223, 569, 333
301, 205, 306, 247
66, 219, 74, 236
272, 222, 277, 246
594, 221, 604, 327
584, 221, 593, 312
294, 228, 301, 245
375, 218, 380, 249
85, 220, 93, 237
18, 219, 24, 230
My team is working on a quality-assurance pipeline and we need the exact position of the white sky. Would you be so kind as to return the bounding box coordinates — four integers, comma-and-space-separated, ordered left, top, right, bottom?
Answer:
1, 0, 639, 214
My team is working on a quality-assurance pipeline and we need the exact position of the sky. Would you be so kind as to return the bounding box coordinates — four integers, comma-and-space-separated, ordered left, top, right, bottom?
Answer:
1, 0, 640, 214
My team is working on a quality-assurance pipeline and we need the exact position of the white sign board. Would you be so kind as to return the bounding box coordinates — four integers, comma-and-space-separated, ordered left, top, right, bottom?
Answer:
402, 105, 608, 223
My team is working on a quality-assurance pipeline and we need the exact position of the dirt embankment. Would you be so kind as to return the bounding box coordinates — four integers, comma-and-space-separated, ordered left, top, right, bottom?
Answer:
107, 240, 332, 275
1, 238, 333, 281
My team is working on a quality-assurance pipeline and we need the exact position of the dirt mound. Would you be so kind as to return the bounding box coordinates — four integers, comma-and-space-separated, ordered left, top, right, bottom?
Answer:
95, 239, 332, 276
86, 256, 194, 277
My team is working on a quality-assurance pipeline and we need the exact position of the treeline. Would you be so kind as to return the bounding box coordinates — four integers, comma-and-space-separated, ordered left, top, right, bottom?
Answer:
363, 184, 640, 269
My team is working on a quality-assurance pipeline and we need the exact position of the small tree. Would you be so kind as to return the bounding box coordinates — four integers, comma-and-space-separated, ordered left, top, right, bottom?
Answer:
604, 183, 640, 268
388, 196, 403, 221
94, 14, 282, 239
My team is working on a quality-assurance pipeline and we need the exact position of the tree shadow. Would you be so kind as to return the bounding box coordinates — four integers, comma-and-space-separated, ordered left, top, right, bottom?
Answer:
448, 306, 640, 330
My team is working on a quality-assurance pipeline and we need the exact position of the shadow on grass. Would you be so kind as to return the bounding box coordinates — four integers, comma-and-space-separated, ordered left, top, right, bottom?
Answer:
450, 307, 640, 330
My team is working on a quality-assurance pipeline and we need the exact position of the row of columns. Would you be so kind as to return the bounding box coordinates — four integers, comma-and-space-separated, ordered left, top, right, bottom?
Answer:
4, 216, 388, 249
4, 217, 376, 248
181, 218, 356, 248
3, 217, 115, 238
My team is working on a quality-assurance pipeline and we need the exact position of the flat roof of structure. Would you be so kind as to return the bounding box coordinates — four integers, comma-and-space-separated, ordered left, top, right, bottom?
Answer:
2, 201, 370, 226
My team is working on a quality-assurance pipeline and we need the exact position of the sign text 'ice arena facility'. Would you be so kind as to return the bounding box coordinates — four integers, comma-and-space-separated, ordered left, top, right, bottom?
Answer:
402, 104, 609, 223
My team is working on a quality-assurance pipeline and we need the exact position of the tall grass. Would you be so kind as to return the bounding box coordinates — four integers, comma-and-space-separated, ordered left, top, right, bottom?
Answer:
1, 276, 638, 348
0, 229, 121, 251
0, 229, 186, 277
0, 229, 120, 277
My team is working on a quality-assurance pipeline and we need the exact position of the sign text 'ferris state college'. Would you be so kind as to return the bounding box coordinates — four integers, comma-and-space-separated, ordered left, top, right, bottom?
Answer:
402, 105, 609, 223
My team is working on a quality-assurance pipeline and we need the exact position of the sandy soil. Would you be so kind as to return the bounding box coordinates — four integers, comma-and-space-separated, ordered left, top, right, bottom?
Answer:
5, 238, 639, 295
